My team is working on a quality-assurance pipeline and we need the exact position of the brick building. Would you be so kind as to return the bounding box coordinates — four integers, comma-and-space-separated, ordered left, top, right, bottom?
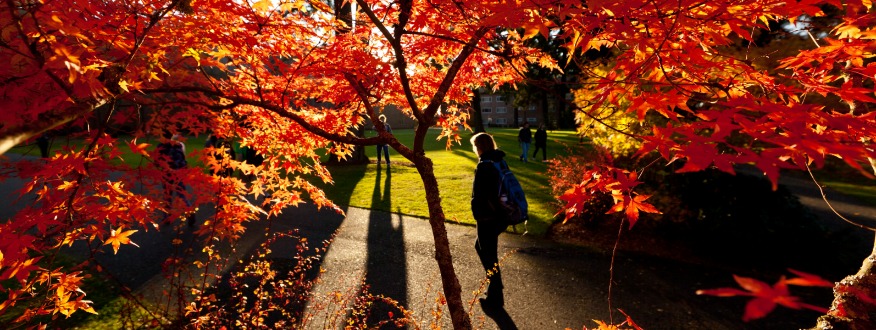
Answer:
367, 89, 570, 130
478, 91, 560, 128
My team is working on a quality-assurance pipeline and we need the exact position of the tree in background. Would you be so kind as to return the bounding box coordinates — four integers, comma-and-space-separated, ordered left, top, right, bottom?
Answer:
556, 1, 876, 327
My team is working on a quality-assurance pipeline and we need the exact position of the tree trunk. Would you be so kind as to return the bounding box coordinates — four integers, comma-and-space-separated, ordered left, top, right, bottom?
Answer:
814, 234, 876, 330
470, 88, 486, 133
398, 120, 472, 329
411, 153, 472, 329
514, 106, 520, 128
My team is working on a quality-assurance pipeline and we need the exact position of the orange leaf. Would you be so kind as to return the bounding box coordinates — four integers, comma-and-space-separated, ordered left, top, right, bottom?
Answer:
128, 142, 149, 156
103, 227, 139, 254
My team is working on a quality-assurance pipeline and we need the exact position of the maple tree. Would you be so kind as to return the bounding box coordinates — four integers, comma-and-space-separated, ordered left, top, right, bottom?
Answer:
1, 0, 876, 329
554, 0, 876, 327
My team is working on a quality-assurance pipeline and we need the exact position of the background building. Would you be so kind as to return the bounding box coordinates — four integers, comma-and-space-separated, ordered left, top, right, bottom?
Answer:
478, 90, 566, 128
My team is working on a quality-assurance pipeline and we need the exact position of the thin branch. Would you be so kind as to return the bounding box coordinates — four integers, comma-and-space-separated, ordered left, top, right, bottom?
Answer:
355, 0, 423, 122
402, 30, 509, 58
607, 217, 625, 325
805, 163, 876, 232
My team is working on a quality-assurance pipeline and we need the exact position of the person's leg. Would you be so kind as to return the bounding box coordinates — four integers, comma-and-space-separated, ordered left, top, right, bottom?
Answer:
475, 226, 503, 305
532, 145, 540, 158
383, 145, 390, 165
176, 180, 191, 207
37, 137, 49, 158
540, 144, 547, 160
175, 179, 197, 226
521, 143, 530, 162
376, 145, 383, 164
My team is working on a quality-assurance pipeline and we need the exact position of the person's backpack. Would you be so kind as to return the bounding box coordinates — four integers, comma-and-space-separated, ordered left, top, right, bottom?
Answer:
482, 159, 529, 232
159, 142, 187, 169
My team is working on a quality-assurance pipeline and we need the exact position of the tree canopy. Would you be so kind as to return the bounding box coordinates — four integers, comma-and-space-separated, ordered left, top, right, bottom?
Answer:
1, 0, 875, 328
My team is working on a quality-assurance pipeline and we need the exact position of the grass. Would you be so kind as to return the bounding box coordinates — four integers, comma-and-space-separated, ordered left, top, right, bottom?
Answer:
7, 129, 582, 236
819, 181, 876, 206
782, 159, 876, 206
9, 130, 875, 236
0, 254, 142, 329
320, 128, 583, 235
6, 134, 209, 168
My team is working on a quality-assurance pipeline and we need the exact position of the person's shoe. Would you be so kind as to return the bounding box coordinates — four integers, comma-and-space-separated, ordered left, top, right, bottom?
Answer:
479, 294, 504, 308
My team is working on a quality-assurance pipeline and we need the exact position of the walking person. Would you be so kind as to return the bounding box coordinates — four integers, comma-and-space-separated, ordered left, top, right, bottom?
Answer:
36, 134, 50, 158
517, 122, 532, 163
157, 133, 195, 226
470, 132, 509, 308
374, 114, 393, 167
205, 134, 236, 178
532, 123, 547, 162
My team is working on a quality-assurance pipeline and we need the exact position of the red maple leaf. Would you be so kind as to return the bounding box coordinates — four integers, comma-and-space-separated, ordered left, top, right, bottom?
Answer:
606, 193, 661, 228
697, 273, 829, 321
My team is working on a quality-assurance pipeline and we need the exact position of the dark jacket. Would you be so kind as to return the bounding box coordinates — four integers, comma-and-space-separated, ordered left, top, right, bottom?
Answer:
157, 141, 187, 170
518, 126, 532, 143
534, 128, 547, 146
471, 149, 509, 230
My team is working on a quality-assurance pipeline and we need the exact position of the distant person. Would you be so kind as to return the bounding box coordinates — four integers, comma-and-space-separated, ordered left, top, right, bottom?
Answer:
532, 123, 547, 161
205, 134, 236, 177
241, 143, 264, 185
36, 134, 50, 158
157, 133, 195, 226
517, 122, 532, 163
374, 114, 393, 166
470, 132, 509, 308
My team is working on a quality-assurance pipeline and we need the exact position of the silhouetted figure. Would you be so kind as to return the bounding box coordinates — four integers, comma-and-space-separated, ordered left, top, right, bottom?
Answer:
517, 122, 531, 163
205, 134, 236, 177
36, 135, 50, 158
157, 133, 195, 226
374, 114, 393, 167
470, 132, 508, 308
532, 123, 547, 161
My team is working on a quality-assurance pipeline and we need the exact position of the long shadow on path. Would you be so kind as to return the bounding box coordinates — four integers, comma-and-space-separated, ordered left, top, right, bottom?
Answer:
365, 166, 408, 327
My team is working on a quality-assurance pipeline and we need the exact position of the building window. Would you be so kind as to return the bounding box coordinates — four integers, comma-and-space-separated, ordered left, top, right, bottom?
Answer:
528, 104, 537, 111
496, 118, 507, 125
527, 117, 537, 123
496, 96, 505, 102
481, 96, 492, 103
496, 107, 507, 113
565, 93, 573, 100
482, 108, 492, 113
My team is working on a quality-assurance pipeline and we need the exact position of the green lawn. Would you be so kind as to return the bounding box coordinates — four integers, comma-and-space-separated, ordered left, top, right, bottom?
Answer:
7, 129, 582, 235
782, 159, 876, 206
6, 134, 209, 168
320, 128, 583, 235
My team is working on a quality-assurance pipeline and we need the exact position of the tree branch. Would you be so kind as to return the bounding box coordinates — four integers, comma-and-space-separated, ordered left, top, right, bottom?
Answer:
355, 0, 423, 123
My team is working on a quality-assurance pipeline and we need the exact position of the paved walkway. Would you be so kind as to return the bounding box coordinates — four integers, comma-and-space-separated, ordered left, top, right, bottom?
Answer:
2, 154, 874, 329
